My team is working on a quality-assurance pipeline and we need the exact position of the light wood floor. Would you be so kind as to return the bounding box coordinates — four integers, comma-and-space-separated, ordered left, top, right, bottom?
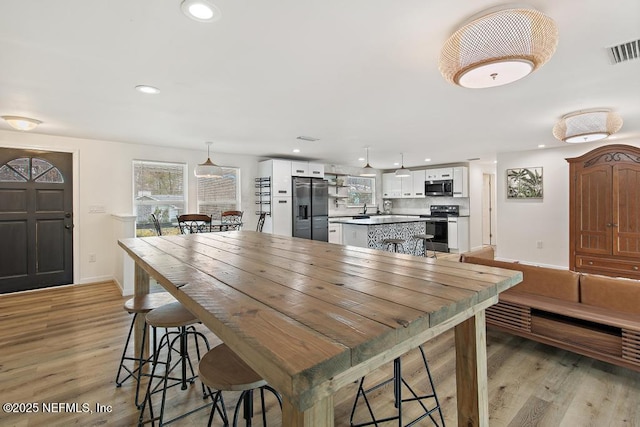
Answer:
1, 281, 639, 426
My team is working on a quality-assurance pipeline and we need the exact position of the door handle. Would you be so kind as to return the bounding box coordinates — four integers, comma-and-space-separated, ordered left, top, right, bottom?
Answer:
65, 224, 74, 230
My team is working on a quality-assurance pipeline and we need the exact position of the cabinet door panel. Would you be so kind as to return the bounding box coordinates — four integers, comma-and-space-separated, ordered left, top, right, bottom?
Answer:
576, 165, 611, 254
614, 165, 640, 257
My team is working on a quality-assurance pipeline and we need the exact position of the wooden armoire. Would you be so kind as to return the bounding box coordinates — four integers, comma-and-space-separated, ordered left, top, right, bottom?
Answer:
567, 144, 640, 279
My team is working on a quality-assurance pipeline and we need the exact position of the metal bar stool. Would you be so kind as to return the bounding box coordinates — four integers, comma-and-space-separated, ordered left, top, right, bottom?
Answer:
115, 292, 176, 407
198, 343, 282, 426
382, 238, 406, 253
137, 302, 213, 426
413, 233, 438, 258
349, 346, 445, 427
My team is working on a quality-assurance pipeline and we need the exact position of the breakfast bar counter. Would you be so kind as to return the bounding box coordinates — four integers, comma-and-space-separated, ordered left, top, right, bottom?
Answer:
331, 216, 429, 253
119, 231, 522, 426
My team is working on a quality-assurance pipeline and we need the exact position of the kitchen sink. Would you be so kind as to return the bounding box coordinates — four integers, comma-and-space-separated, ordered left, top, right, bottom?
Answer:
352, 215, 370, 219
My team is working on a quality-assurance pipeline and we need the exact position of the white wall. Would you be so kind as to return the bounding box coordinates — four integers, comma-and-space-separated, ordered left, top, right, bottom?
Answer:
0, 130, 261, 289
496, 139, 640, 268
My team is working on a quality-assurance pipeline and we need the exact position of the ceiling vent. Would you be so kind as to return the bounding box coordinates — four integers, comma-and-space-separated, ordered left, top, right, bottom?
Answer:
296, 136, 319, 142
607, 39, 640, 64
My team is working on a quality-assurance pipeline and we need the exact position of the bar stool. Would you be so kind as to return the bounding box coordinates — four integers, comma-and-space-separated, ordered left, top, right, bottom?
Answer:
413, 233, 438, 258
137, 302, 212, 426
382, 238, 406, 253
349, 346, 445, 427
115, 292, 176, 407
199, 343, 282, 426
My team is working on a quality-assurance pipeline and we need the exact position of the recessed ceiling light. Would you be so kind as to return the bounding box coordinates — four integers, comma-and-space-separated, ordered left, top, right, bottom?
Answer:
538, 144, 545, 148
424, 158, 432, 162
292, 149, 301, 153
393, 162, 400, 166
181, 0, 221, 22
358, 157, 365, 161
135, 85, 160, 94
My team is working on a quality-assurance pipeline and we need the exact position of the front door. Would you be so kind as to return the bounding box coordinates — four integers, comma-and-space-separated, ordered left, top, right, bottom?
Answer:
0, 148, 73, 293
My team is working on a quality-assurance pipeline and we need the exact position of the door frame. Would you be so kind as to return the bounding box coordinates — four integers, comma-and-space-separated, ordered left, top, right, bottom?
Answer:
1, 142, 80, 286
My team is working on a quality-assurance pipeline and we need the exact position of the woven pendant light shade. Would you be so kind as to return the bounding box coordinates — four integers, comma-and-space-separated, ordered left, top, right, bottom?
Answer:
439, 8, 558, 88
553, 110, 623, 143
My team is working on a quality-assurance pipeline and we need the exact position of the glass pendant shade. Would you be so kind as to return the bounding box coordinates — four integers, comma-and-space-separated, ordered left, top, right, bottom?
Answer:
360, 147, 376, 176
194, 142, 223, 177
395, 153, 411, 177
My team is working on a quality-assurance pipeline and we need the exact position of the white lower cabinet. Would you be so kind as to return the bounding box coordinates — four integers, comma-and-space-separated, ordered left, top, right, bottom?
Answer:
448, 217, 469, 253
328, 223, 343, 244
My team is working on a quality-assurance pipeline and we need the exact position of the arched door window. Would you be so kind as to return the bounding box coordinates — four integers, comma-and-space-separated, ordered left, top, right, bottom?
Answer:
0, 157, 65, 183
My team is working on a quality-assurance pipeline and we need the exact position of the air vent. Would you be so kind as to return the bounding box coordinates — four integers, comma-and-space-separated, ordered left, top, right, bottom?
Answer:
607, 39, 640, 64
296, 136, 319, 142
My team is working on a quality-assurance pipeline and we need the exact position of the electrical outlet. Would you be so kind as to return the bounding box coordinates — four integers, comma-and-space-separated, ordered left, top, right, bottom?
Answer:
536, 241, 543, 249
89, 253, 96, 262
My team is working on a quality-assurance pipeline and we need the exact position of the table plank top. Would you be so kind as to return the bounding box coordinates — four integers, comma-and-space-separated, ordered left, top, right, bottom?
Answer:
119, 231, 522, 410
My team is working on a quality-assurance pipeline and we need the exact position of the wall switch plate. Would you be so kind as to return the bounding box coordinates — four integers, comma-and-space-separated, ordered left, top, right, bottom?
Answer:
536, 241, 543, 249
89, 253, 96, 262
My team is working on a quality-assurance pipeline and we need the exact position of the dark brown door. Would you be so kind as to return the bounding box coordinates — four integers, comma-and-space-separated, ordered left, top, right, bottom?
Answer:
614, 164, 640, 257
575, 164, 612, 255
0, 148, 73, 293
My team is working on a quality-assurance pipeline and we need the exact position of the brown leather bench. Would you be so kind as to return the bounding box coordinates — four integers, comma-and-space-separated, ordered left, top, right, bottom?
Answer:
461, 253, 640, 372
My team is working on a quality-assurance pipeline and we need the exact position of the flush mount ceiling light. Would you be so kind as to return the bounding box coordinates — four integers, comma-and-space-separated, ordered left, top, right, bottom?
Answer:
439, 7, 558, 89
360, 147, 376, 177
395, 153, 411, 177
181, 0, 221, 22
194, 141, 223, 177
553, 110, 623, 143
2, 115, 42, 131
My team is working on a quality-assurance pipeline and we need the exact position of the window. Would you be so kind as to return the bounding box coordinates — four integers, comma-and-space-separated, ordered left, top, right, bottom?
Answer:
346, 175, 375, 207
197, 167, 241, 219
133, 161, 186, 237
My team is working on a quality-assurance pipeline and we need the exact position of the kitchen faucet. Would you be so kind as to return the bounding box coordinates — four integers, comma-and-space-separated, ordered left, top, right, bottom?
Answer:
362, 203, 367, 214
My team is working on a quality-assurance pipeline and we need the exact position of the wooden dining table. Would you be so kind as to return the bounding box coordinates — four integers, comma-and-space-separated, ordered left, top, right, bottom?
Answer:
118, 231, 522, 426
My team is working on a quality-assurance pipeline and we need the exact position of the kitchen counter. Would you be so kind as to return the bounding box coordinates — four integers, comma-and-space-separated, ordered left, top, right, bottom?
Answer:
331, 216, 424, 225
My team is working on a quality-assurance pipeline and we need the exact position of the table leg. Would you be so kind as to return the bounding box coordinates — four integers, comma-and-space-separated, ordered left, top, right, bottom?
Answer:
133, 264, 150, 361
454, 310, 489, 427
282, 395, 334, 427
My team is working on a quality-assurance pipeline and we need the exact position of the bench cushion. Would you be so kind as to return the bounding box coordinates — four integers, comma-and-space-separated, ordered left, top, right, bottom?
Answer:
580, 274, 640, 315
462, 256, 580, 302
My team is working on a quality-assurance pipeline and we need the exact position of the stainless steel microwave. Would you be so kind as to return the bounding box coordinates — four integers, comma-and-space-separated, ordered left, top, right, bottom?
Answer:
425, 179, 453, 196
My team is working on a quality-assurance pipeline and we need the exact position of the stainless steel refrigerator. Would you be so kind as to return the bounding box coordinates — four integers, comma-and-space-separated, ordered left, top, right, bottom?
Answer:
292, 177, 328, 241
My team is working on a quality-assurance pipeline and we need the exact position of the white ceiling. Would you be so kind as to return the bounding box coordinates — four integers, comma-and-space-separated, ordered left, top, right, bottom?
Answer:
0, 0, 638, 169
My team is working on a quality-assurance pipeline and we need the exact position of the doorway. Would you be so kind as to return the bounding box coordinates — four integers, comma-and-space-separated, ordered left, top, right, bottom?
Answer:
0, 148, 74, 293
482, 173, 496, 246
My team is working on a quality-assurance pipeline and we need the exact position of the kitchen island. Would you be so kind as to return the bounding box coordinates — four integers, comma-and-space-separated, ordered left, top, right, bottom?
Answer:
331, 216, 429, 254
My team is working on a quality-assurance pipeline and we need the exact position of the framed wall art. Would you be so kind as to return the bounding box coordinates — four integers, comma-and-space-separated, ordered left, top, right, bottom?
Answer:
506, 167, 543, 199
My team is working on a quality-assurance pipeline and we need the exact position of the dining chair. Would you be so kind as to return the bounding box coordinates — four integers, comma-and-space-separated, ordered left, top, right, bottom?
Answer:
150, 214, 163, 236
221, 210, 243, 231
256, 212, 267, 232
177, 214, 212, 234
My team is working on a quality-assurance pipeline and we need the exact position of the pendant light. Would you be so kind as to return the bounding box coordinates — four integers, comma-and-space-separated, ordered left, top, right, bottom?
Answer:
194, 141, 223, 178
360, 147, 376, 177
395, 153, 411, 177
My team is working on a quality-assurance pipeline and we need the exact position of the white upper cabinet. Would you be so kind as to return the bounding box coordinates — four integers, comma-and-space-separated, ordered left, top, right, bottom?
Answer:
453, 166, 468, 197
259, 159, 292, 196
411, 170, 426, 198
291, 161, 325, 178
425, 168, 453, 180
382, 173, 402, 198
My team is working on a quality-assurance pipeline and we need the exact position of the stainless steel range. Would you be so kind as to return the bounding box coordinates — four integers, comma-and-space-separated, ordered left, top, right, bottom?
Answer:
419, 205, 459, 252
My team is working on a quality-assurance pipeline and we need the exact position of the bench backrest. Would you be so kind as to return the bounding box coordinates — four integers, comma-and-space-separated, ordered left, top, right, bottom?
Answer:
580, 274, 640, 315
462, 256, 580, 302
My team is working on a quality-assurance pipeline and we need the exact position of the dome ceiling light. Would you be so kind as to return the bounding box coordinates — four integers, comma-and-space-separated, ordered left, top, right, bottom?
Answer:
439, 7, 558, 89
553, 109, 623, 143
2, 115, 42, 131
